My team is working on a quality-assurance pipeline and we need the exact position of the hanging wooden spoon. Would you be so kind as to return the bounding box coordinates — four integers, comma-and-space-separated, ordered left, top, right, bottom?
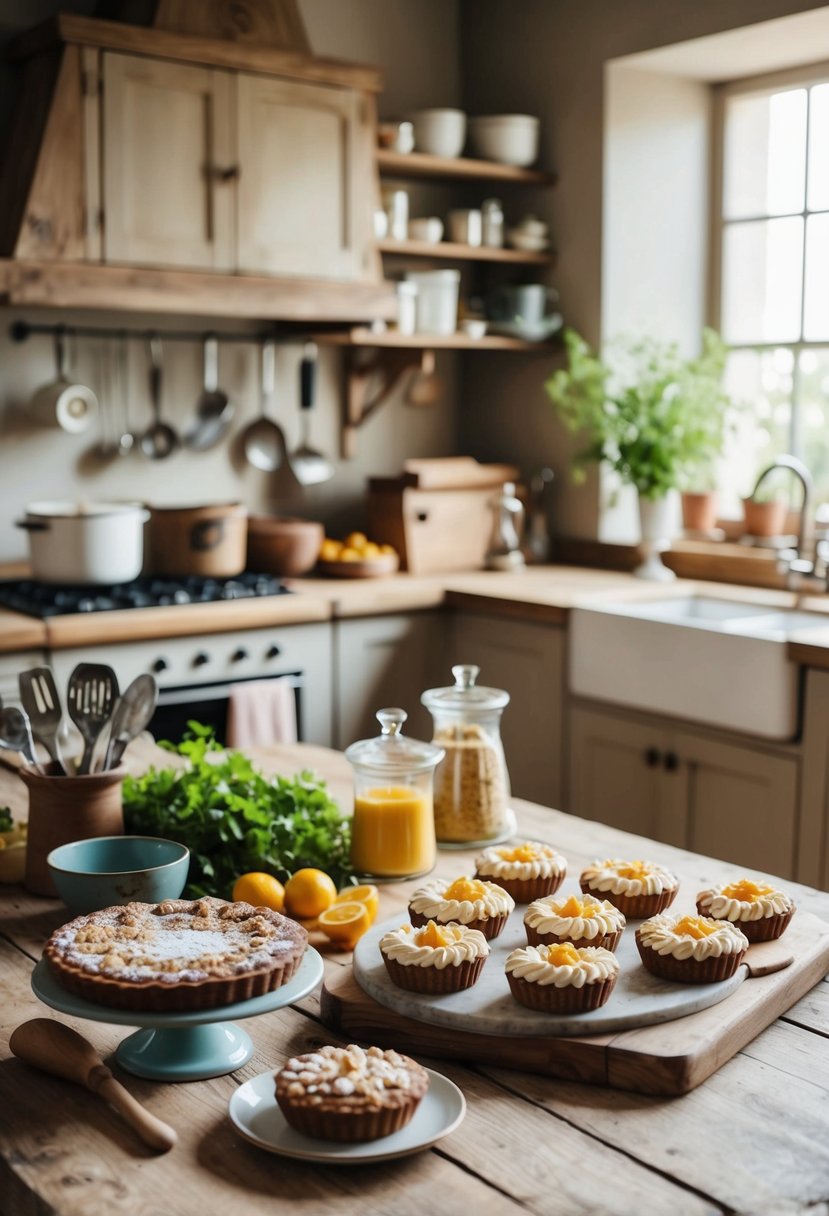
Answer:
9, 1019, 177, 1153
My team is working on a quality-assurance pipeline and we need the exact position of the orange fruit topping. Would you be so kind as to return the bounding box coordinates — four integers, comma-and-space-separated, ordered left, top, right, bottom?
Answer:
335, 883, 379, 923
284, 868, 337, 920
557, 895, 590, 918
721, 879, 774, 903
544, 943, 582, 966
674, 915, 718, 939
444, 877, 487, 902
497, 844, 540, 863
231, 872, 285, 913
318, 901, 371, 950
415, 921, 452, 948
617, 861, 652, 880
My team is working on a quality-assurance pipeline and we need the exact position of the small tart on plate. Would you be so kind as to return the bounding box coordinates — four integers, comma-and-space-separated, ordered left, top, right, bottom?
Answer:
275, 1044, 429, 1142
524, 891, 625, 951
379, 919, 489, 993
474, 840, 567, 903
695, 878, 795, 942
505, 941, 619, 1013
636, 912, 749, 984
408, 876, 514, 940
580, 858, 678, 919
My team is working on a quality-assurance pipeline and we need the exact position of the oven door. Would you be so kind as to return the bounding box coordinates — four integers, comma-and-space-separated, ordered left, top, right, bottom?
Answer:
149, 673, 304, 747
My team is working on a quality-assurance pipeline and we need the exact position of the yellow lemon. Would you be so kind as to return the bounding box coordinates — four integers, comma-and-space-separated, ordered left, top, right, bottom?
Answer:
320, 538, 342, 561
284, 868, 338, 919
318, 901, 371, 950
335, 883, 379, 924
345, 531, 368, 550
231, 872, 285, 913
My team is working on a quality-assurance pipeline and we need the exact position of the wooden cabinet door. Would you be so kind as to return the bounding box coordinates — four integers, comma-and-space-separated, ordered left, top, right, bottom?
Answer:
102, 52, 234, 270
450, 613, 565, 809
235, 73, 372, 279
679, 731, 799, 878
569, 705, 684, 843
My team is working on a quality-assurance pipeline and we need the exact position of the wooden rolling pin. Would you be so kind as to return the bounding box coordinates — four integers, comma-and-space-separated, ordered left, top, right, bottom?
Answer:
9, 1019, 177, 1153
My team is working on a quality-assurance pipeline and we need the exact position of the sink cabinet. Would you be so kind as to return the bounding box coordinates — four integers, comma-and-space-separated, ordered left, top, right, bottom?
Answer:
569, 702, 799, 877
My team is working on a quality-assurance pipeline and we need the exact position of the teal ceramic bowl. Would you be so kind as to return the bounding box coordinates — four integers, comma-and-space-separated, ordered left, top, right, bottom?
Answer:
47, 836, 190, 916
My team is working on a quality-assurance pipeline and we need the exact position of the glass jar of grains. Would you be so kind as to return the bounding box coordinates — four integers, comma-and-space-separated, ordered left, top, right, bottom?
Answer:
421, 665, 512, 845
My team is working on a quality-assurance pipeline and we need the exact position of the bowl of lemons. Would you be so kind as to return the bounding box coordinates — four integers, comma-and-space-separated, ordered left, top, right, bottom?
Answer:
318, 532, 399, 578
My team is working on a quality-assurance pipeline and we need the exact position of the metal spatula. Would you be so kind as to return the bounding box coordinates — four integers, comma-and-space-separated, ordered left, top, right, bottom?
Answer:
19, 666, 67, 774
67, 664, 119, 775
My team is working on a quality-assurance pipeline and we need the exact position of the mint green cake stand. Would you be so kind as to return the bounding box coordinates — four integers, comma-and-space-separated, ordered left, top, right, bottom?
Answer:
31, 949, 323, 1082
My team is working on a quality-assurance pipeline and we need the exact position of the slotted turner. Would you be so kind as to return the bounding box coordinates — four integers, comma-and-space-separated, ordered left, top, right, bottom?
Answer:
67, 664, 119, 775
19, 666, 67, 775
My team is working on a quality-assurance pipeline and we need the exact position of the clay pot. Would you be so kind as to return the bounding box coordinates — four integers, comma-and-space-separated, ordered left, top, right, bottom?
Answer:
681, 491, 719, 534
742, 497, 787, 538
246, 516, 324, 577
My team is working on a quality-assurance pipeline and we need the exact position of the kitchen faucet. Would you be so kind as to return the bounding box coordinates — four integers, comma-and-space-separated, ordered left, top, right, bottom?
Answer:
750, 455, 823, 592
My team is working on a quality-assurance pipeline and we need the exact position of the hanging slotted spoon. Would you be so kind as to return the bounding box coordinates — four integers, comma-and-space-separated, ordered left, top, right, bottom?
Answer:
67, 664, 119, 775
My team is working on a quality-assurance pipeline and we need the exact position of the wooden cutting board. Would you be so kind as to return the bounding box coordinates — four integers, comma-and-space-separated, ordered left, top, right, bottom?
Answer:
320, 910, 829, 1096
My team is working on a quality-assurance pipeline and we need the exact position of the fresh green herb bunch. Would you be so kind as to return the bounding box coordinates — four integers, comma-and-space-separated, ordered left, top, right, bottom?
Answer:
122, 723, 354, 898
545, 327, 730, 500
0, 807, 14, 833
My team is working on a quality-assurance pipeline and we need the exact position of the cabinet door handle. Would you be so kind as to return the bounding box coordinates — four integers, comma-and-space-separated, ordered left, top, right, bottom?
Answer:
644, 747, 661, 768
213, 165, 240, 182
664, 751, 680, 773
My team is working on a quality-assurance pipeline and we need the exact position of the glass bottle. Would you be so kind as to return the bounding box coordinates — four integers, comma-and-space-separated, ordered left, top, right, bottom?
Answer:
485, 481, 526, 570
345, 708, 444, 880
421, 665, 512, 846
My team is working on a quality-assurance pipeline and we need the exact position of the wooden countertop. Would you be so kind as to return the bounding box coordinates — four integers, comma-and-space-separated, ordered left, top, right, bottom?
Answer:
0, 609, 47, 652
1, 739, 828, 1214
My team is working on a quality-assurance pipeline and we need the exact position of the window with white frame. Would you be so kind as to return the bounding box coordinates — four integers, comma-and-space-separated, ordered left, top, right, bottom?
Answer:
715, 67, 829, 512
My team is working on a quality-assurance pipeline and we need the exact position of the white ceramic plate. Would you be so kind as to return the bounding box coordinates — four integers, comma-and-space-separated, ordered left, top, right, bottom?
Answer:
228, 1067, 466, 1164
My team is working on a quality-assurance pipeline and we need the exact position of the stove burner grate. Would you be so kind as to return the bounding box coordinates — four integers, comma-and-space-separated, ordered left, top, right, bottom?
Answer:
0, 573, 290, 618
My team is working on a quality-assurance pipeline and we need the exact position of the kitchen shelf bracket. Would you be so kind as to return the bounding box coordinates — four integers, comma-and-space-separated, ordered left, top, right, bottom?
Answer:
342, 346, 431, 459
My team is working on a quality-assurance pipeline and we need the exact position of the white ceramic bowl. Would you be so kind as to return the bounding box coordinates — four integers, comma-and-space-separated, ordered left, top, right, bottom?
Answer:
461, 319, 487, 340
408, 109, 467, 158
506, 230, 549, 252
469, 115, 540, 167
408, 217, 444, 244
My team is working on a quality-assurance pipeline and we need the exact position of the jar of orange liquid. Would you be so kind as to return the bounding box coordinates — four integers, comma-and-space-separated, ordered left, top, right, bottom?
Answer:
346, 708, 444, 880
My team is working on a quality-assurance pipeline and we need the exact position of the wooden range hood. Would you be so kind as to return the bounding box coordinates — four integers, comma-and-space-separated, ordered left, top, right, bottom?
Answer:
0, 7, 396, 324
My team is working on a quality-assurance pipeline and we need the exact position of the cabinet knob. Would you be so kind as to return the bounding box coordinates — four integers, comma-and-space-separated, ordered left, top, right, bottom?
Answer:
644, 747, 661, 768
664, 751, 680, 773
266, 644, 282, 659
151, 658, 168, 674
231, 648, 249, 663
193, 652, 210, 668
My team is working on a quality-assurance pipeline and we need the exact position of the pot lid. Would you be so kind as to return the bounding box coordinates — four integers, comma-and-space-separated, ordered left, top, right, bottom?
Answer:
345, 708, 444, 776
421, 664, 510, 712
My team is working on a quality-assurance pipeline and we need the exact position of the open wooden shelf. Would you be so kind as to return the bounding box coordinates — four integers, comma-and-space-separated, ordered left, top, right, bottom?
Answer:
376, 149, 557, 186
314, 327, 559, 351
376, 238, 554, 266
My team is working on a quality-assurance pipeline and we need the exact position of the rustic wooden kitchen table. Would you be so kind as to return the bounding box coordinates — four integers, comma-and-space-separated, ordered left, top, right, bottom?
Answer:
1, 739, 828, 1216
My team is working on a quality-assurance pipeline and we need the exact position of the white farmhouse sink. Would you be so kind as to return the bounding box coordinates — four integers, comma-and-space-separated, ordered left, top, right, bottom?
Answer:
569, 596, 829, 740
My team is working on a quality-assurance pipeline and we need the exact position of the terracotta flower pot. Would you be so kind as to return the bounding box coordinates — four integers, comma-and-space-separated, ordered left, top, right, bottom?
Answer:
742, 497, 787, 538
681, 491, 719, 534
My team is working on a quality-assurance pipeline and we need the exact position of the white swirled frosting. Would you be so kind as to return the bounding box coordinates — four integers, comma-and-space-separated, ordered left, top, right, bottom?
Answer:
697, 879, 794, 923
380, 922, 489, 969
475, 841, 567, 882
524, 892, 625, 941
409, 877, 514, 924
637, 913, 748, 961
581, 859, 678, 897
505, 943, 619, 989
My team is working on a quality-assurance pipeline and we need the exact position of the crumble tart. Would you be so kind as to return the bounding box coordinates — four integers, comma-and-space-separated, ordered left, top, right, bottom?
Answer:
275, 1044, 429, 1142
524, 891, 625, 951
380, 919, 489, 993
696, 878, 795, 942
43, 896, 308, 1012
505, 941, 619, 1013
474, 841, 567, 903
580, 858, 678, 919
636, 912, 749, 984
408, 876, 514, 940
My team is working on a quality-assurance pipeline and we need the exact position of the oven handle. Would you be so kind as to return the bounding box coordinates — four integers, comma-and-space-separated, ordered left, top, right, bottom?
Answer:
156, 673, 303, 707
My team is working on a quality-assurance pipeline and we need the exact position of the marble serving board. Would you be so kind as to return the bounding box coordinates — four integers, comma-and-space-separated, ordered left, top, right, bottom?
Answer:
353, 912, 759, 1038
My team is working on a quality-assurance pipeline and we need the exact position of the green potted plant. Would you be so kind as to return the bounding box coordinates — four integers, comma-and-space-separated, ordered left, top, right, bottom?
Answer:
545, 327, 730, 578
742, 478, 789, 538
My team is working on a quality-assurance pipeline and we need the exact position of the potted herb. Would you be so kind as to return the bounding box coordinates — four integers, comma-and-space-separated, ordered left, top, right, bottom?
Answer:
545, 327, 730, 578
742, 481, 788, 538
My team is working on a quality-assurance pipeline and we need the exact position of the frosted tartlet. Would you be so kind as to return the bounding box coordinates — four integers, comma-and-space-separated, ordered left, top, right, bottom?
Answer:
474, 841, 567, 903
380, 920, 489, 992
408, 876, 514, 940
275, 1044, 429, 1142
580, 859, 678, 919
636, 912, 749, 984
696, 878, 795, 943
524, 891, 626, 951
505, 942, 619, 1013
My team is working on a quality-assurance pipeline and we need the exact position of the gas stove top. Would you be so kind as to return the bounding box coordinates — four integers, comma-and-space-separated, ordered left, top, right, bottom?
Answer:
0, 573, 291, 619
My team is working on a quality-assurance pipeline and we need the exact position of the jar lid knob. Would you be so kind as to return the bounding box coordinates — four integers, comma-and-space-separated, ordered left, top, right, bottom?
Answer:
376, 707, 407, 736
451, 664, 480, 690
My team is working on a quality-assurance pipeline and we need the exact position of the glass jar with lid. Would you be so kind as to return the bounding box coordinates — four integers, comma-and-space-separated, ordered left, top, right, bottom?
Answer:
345, 708, 444, 880
421, 665, 512, 846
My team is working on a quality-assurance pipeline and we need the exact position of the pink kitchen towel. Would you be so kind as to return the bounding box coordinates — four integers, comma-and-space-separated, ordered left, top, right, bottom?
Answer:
226, 679, 298, 749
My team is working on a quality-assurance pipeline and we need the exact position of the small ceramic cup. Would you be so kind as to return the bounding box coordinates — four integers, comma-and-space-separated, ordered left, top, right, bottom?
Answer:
47, 835, 190, 915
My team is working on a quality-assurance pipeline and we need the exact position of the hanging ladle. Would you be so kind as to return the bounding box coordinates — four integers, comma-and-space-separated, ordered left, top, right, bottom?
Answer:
140, 334, 179, 460
241, 339, 288, 472
290, 343, 334, 486
183, 335, 235, 451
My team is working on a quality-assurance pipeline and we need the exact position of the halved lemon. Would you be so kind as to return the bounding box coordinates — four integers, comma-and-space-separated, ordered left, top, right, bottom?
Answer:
318, 900, 371, 950
335, 883, 379, 924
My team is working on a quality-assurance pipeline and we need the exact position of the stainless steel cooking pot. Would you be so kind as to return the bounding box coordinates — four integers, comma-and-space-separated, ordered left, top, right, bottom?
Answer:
16, 501, 149, 584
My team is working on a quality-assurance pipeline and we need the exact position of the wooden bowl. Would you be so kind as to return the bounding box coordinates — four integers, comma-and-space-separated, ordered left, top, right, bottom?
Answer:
247, 516, 324, 577
316, 553, 400, 579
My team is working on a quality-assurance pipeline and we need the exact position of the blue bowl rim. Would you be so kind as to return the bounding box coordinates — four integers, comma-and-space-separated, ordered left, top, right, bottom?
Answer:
46, 835, 190, 877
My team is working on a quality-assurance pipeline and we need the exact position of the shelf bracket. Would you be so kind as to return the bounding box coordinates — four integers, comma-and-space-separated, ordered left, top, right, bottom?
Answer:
341, 346, 432, 459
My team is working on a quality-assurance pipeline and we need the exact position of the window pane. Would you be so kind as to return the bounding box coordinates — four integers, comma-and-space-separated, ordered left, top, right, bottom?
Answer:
718, 349, 793, 513
723, 88, 806, 219
807, 84, 829, 211
797, 348, 829, 503
721, 217, 803, 343
804, 213, 829, 339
